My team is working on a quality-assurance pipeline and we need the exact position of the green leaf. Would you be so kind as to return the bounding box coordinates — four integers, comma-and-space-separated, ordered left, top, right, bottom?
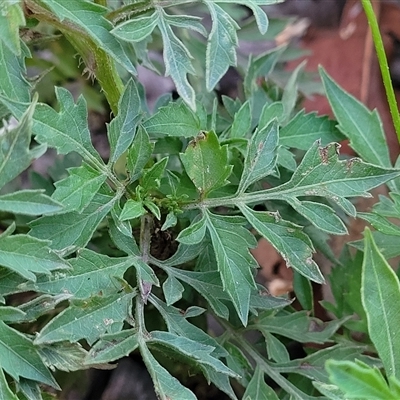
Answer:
312, 382, 346, 400
281, 62, 304, 121
163, 275, 184, 305
292, 270, 313, 311
326, 359, 394, 399
108, 79, 142, 164
119, 199, 146, 221
243, 365, 279, 400
240, 206, 324, 283
0, 89, 103, 166
0, 96, 44, 189
28, 249, 134, 299
261, 141, 400, 215
181, 131, 233, 197
0, 235, 70, 281
40, 0, 136, 74
176, 215, 207, 245
0, 306, 25, 323
52, 163, 107, 213
143, 102, 200, 138
280, 110, 345, 150
362, 228, 400, 379
351, 231, 400, 259
204, 212, 257, 325
0, 321, 59, 388
358, 212, 400, 236
141, 157, 168, 192
287, 199, 347, 235
29, 192, 116, 253
0, 0, 25, 55
205, 2, 239, 91
0, 368, 18, 400
265, 332, 290, 363
111, 13, 159, 42
239, 119, 279, 192
230, 100, 251, 138
126, 125, 153, 183
85, 329, 139, 365
320, 66, 391, 168
140, 344, 196, 400
35, 291, 135, 345
0, 190, 62, 215
158, 10, 196, 109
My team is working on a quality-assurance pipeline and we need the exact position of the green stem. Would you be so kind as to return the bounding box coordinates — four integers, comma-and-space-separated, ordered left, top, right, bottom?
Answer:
361, 0, 400, 144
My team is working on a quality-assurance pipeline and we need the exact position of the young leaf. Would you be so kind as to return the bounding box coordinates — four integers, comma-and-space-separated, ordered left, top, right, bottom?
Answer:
0, 235, 70, 282
243, 365, 279, 400
143, 102, 200, 138
176, 215, 207, 245
85, 329, 139, 365
35, 291, 135, 346
126, 125, 153, 183
320, 66, 391, 168
0, 321, 59, 389
141, 157, 168, 192
111, 13, 159, 43
180, 131, 233, 198
40, 0, 136, 74
204, 212, 258, 325
157, 10, 196, 109
326, 359, 394, 399
230, 100, 251, 138
29, 192, 116, 253
238, 119, 279, 192
0, 190, 62, 215
0, 0, 25, 55
205, 2, 239, 91
108, 79, 142, 164
140, 344, 197, 400
280, 110, 345, 150
0, 96, 43, 189
52, 163, 107, 213
239, 205, 324, 283
362, 228, 400, 379
119, 199, 146, 221
29, 249, 134, 299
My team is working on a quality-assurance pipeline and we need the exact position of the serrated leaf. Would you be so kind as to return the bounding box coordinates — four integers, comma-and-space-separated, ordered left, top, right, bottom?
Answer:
148, 331, 236, 377
119, 199, 146, 221
35, 291, 135, 345
111, 13, 159, 42
28, 249, 134, 299
38, 342, 88, 372
0, 321, 59, 388
0, 90, 104, 172
362, 228, 400, 379
29, 192, 116, 253
0, 190, 62, 215
181, 131, 233, 197
204, 212, 258, 325
158, 11, 196, 109
0, 97, 42, 189
243, 366, 278, 400
127, 125, 153, 183
0, 367, 18, 400
261, 141, 400, 212
143, 102, 200, 138
40, 0, 136, 74
326, 359, 394, 399
239, 119, 279, 192
108, 79, 142, 164
0, 40, 30, 103
140, 344, 196, 400
141, 157, 168, 192
280, 110, 345, 150
52, 163, 106, 213
320, 66, 391, 168
288, 199, 348, 235
205, 2, 238, 91
85, 329, 138, 365
0, 1, 25, 55
240, 205, 324, 283
163, 275, 184, 305
0, 235, 70, 281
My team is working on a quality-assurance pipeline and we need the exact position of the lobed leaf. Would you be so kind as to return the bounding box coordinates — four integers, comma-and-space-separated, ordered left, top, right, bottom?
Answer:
0, 190, 62, 215
35, 291, 135, 345
0, 235, 70, 282
362, 228, 400, 379
181, 131, 233, 197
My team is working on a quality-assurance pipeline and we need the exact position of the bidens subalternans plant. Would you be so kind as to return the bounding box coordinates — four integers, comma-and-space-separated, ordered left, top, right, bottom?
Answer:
0, 1, 400, 399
